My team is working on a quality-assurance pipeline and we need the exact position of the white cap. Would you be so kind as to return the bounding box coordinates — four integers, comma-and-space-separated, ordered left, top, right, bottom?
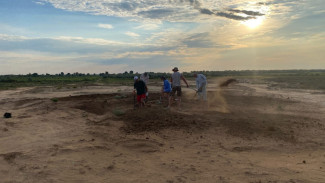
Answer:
134, 76, 138, 80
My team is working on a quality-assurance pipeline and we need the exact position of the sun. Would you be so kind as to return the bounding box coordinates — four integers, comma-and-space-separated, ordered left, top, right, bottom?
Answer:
241, 16, 265, 29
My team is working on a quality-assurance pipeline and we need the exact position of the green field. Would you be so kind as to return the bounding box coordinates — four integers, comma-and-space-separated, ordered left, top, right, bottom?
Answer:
1, 70, 325, 91
0, 75, 134, 90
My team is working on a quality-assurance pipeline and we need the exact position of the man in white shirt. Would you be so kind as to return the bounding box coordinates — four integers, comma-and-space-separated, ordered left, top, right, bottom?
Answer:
140, 72, 149, 101
140, 72, 149, 84
194, 73, 207, 102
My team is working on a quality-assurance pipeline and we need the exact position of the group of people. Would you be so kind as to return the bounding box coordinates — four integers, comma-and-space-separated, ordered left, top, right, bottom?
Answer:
133, 67, 207, 109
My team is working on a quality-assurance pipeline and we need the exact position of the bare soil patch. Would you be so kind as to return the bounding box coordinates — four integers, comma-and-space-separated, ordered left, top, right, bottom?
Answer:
0, 83, 325, 183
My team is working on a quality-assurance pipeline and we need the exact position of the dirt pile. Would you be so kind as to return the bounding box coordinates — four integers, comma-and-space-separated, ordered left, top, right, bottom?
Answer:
219, 78, 237, 87
121, 108, 208, 133
58, 93, 131, 115
75, 101, 109, 115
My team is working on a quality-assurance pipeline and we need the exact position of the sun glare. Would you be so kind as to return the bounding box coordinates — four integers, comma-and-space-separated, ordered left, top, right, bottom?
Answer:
241, 16, 265, 29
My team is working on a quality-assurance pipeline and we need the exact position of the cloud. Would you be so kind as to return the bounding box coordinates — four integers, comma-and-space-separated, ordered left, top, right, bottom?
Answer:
34, 1, 46, 5
215, 11, 256, 21
0, 34, 147, 55
0, 50, 129, 74
228, 9, 265, 16
137, 9, 175, 19
177, 0, 264, 21
135, 23, 160, 30
125, 31, 140, 37
40, 0, 265, 22
98, 23, 113, 29
3, 1, 324, 74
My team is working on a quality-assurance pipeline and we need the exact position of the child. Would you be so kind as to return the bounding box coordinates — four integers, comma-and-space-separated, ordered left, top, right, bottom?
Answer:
160, 76, 171, 103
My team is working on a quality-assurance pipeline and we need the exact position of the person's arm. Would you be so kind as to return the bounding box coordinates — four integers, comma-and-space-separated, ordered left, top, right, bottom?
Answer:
197, 83, 203, 92
181, 75, 189, 88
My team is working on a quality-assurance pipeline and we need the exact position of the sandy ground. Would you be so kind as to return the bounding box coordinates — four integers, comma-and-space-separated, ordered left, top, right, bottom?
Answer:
0, 80, 325, 183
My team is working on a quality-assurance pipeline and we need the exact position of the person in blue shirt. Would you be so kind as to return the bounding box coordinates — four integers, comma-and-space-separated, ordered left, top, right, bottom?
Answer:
160, 76, 171, 103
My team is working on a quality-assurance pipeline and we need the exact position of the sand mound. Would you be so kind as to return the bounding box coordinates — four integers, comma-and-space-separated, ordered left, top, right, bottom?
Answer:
121, 108, 207, 133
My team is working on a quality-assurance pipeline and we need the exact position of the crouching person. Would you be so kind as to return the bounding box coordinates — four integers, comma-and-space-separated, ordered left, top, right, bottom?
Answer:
160, 76, 171, 103
133, 76, 147, 108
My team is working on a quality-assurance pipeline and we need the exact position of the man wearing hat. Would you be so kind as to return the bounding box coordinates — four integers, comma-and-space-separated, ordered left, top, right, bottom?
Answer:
133, 76, 147, 108
168, 67, 189, 109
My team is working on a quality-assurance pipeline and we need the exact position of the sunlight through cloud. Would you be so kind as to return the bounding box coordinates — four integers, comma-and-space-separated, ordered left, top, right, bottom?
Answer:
241, 16, 265, 29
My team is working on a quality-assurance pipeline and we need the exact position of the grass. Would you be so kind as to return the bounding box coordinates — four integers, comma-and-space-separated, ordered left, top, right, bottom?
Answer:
263, 75, 325, 90
112, 108, 126, 116
0, 75, 133, 90
236, 72, 325, 91
51, 98, 58, 102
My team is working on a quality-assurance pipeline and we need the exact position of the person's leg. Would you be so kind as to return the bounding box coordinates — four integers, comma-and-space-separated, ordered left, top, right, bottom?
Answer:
202, 85, 208, 108
197, 91, 202, 101
137, 94, 145, 108
140, 98, 145, 107
165, 92, 170, 100
164, 92, 170, 105
177, 86, 182, 109
145, 92, 148, 102
142, 94, 146, 107
168, 95, 173, 108
202, 85, 207, 101
137, 95, 141, 108
168, 87, 176, 108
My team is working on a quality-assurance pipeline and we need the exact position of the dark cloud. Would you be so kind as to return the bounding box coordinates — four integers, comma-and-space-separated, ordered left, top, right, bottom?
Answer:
199, 8, 258, 21
215, 12, 256, 21
200, 8, 214, 15
228, 9, 265, 16
173, 0, 263, 21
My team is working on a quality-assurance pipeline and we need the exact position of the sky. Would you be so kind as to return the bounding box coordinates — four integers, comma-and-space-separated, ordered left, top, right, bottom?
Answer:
0, 0, 324, 74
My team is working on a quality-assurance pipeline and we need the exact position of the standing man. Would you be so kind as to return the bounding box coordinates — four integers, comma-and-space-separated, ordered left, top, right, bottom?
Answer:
133, 76, 147, 108
168, 67, 189, 109
140, 72, 149, 101
194, 73, 207, 102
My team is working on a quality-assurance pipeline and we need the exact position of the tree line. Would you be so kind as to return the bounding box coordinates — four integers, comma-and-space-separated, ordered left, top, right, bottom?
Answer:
1, 69, 325, 79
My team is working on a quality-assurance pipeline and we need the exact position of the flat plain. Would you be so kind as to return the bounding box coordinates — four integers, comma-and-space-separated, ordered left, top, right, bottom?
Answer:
0, 76, 325, 183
